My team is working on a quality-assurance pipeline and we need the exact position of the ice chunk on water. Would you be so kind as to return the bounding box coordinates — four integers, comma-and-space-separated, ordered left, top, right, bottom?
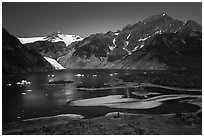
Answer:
6, 83, 12, 86
17, 80, 31, 87
75, 74, 84, 77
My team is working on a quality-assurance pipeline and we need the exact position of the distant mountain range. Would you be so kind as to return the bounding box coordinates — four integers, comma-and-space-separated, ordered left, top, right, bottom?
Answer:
3, 13, 202, 74
19, 32, 83, 59
19, 31, 83, 46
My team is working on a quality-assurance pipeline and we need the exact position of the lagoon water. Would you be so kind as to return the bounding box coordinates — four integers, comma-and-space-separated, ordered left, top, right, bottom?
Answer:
2, 69, 201, 123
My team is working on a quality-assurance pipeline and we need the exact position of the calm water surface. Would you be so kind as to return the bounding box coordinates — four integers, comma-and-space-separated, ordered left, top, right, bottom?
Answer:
2, 69, 201, 123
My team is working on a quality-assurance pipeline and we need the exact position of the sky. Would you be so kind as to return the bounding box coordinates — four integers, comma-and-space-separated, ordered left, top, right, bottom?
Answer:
2, 2, 202, 38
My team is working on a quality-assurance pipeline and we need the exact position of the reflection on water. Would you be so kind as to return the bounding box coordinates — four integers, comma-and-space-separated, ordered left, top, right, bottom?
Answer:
2, 70, 201, 123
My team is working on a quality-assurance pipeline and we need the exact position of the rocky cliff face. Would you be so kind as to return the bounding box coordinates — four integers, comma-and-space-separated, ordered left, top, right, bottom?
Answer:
2, 28, 54, 74
25, 41, 67, 60
57, 14, 202, 70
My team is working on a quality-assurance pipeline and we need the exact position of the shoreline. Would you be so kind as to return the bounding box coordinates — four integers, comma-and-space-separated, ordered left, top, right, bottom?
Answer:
74, 82, 202, 92
3, 83, 201, 129
3, 70, 201, 135
3, 111, 202, 135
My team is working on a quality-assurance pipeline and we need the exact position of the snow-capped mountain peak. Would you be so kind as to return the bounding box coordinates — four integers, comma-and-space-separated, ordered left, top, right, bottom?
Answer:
45, 31, 64, 41
18, 32, 83, 46
44, 31, 83, 46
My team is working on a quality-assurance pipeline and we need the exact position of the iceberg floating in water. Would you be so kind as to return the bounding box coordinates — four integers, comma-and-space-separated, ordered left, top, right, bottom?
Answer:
17, 80, 31, 87
6, 83, 12, 86
109, 74, 114, 76
75, 74, 84, 77
26, 89, 32, 92
22, 92, 27, 95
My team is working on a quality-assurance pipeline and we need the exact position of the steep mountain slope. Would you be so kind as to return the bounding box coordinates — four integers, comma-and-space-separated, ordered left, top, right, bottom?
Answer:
57, 33, 113, 69
105, 30, 201, 70
25, 41, 67, 59
58, 13, 202, 70
2, 28, 54, 74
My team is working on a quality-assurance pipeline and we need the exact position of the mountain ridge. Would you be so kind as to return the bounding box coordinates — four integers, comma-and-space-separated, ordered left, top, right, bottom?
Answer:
19, 31, 83, 46
4, 13, 202, 71
57, 13, 201, 70
2, 28, 54, 74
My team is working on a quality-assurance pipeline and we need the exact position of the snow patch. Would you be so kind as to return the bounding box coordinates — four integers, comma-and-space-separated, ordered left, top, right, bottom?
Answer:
123, 47, 131, 55
109, 46, 115, 51
18, 33, 83, 46
181, 39, 186, 44
122, 40, 130, 54
132, 46, 139, 52
44, 57, 65, 70
126, 41, 129, 46
110, 38, 117, 50
140, 44, 145, 48
132, 44, 144, 52
127, 34, 131, 40
155, 30, 162, 34
18, 37, 46, 44
113, 38, 116, 45
138, 36, 151, 42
